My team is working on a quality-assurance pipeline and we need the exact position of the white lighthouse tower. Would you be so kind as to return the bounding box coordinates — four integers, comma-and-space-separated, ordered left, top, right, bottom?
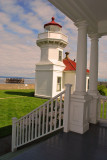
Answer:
35, 17, 68, 98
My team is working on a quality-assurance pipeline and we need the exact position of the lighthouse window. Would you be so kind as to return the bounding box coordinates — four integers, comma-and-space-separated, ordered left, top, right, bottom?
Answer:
57, 77, 61, 91
58, 51, 62, 61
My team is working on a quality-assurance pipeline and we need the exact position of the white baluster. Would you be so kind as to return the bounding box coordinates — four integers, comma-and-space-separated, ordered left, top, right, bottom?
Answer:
106, 101, 107, 120
35, 111, 37, 138
38, 108, 41, 137
98, 98, 101, 120
59, 95, 62, 127
102, 100, 105, 119
25, 116, 27, 143
50, 100, 53, 131
31, 113, 34, 140
28, 115, 31, 141
54, 98, 58, 130
46, 102, 49, 133
17, 121, 19, 146
22, 118, 24, 144
12, 117, 17, 152
42, 106, 45, 135
19, 120, 22, 145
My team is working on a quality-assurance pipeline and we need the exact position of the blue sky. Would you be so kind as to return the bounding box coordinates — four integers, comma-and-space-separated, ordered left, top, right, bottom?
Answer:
0, 0, 107, 79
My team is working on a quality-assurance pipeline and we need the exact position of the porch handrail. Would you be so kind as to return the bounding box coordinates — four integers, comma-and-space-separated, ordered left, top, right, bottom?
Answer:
100, 95, 107, 99
12, 90, 66, 152
15, 90, 65, 123
12, 84, 72, 152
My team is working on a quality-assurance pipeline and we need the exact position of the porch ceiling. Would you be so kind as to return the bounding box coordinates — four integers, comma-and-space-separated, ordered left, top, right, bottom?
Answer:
48, 0, 107, 36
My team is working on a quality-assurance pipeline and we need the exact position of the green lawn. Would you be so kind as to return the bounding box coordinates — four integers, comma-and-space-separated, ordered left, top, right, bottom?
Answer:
0, 89, 48, 137
100, 102, 107, 119
100, 88, 107, 119
103, 88, 107, 96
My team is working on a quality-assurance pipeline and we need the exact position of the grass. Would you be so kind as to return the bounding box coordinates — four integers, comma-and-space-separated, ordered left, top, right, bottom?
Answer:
0, 89, 48, 137
0, 89, 34, 98
103, 88, 107, 96
1, 87, 107, 137
100, 88, 107, 119
100, 102, 107, 119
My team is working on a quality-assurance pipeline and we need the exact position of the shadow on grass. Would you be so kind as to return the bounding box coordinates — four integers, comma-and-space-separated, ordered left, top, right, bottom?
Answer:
5, 91, 34, 97
0, 125, 12, 138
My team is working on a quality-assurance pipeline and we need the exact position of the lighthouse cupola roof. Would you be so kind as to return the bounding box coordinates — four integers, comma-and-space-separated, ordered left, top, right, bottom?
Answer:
44, 17, 62, 32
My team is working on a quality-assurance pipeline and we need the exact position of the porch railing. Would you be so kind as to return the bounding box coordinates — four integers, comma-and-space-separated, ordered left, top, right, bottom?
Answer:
98, 96, 107, 122
12, 91, 66, 152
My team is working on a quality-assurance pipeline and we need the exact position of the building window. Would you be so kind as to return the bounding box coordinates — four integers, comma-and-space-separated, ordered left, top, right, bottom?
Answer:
58, 51, 62, 61
57, 77, 61, 91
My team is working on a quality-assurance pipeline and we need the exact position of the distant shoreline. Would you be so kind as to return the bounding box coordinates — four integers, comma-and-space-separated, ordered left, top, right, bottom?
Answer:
0, 84, 35, 90
0, 76, 35, 79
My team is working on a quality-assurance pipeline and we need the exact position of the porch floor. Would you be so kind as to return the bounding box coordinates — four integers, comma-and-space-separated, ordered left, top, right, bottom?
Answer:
3, 123, 107, 160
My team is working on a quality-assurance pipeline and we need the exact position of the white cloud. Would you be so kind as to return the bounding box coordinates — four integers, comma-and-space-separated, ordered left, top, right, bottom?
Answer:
19, 12, 43, 31
0, 11, 33, 35
30, 0, 56, 21
0, 24, 4, 31
0, 42, 40, 77
0, 0, 23, 15
63, 17, 77, 32
0, 12, 10, 24
8, 23, 33, 34
0, 0, 107, 80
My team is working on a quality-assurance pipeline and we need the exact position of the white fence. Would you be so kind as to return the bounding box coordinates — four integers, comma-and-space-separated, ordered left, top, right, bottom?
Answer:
12, 90, 67, 152
98, 96, 107, 122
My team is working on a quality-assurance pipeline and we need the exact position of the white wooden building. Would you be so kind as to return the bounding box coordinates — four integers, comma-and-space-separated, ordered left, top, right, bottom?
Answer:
35, 17, 89, 98
63, 52, 89, 94
11, 1, 107, 154
34, 17, 67, 98
48, 0, 107, 134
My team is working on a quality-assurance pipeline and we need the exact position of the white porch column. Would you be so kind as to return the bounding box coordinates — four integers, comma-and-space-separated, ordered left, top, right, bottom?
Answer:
69, 21, 91, 134
88, 33, 100, 124
64, 84, 72, 133
88, 33, 99, 94
75, 21, 88, 95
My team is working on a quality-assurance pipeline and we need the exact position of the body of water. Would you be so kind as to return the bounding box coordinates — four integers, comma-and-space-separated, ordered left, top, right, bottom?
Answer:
0, 77, 35, 84
0, 76, 107, 84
